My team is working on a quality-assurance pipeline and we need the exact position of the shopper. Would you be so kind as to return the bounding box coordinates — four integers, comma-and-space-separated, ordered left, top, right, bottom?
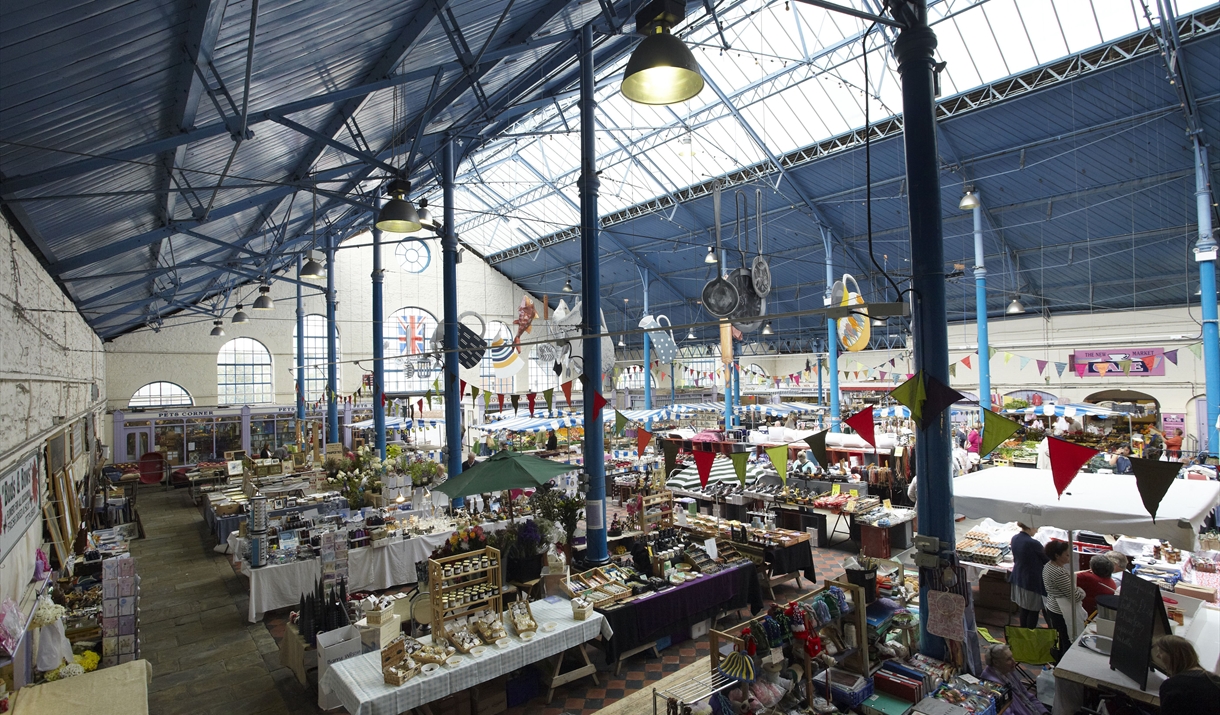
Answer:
1010, 523, 1049, 629
1075, 554, 1117, 614
967, 424, 981, 454
1152, 635, 1220, 714
1042, 540, 1085, 662
259, 443, 272, 459
1035, 436, 1052, 470
545, 429, 558, 451
981, 644, 1048, 715
1165, 428, 1184, 459
1111, 446, 1133, 474
1104, 550, 1128, 577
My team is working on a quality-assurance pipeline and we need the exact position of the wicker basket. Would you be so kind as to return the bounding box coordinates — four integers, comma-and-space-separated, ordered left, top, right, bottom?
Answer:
571, 599, 593, 621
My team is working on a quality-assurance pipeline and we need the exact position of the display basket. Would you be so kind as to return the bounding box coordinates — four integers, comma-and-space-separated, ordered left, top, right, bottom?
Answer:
571, 598, 593, 621
507, 595, 537, 635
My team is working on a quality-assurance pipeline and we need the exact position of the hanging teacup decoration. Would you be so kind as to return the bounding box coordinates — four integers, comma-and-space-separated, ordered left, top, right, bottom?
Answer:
489, 326, 529, 378
432, 312, 487, 369
831, 274, 871, 353
639, 314, 677, 363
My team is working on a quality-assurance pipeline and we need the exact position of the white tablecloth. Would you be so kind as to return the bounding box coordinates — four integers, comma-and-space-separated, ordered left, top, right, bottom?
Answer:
954, 468, 1220, 549
321, 598, 611, 715
242, 522, 510, 622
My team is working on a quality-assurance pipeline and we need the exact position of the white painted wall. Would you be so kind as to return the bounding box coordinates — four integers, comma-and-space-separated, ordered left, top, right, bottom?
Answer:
104, 236, 537, 411
0, 213, 105, 603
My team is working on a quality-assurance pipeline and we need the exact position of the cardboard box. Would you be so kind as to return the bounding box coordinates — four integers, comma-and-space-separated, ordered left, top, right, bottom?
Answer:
860, 692, 915, 715
1174, 582, 1217, 603
358, 613, 402, 653
317, 625, 362, 710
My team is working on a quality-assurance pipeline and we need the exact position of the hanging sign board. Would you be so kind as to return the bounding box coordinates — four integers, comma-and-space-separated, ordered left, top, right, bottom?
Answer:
1070, 348, 1165, 377
0, 451, 43, 565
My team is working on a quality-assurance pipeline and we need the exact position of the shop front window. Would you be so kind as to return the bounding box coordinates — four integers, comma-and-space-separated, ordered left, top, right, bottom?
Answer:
215, 418, 242, 457
154, 421, 185, 466
185, 419, 215, 464
277, 418, 299, 450
251, 419, 276, 455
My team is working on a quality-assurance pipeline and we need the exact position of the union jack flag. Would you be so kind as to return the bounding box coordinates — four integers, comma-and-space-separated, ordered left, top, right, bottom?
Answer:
397, 313, 427, 355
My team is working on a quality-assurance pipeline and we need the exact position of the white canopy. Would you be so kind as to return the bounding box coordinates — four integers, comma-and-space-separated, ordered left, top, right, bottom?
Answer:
952, 467, 1220, 549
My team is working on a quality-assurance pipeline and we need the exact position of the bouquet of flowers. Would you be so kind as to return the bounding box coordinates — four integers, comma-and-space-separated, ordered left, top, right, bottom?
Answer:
431, 525, 488, 559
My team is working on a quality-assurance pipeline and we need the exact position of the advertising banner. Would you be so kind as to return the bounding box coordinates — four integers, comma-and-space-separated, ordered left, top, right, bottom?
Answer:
1071, 348, 1165, 377
0, 451, 43, 564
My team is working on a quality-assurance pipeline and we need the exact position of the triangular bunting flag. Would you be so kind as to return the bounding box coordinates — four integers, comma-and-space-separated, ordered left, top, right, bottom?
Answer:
662, 439, 679, 480
1003, 352, 1013, 365
693, 450, 716, 488
1036, 359, 1048, 375
527, 392, 537, 416
843, 407, 876, 448
1055, 362, 1067, 377
470, 385, 480, 405
961, 355, 971, 369
542, 388, 554, 412
921, 374, 965, 430
497, 394, 505, 412
1130, 457, 1182, 521
988, 347, 997, 360
614, 410, 627, 436
1141, 356, 1156, 372
511, 394, 520, 414
426, 391, 433, 409
765, 445, 789, 485
979, 409, 1020, 459
591, 391, 609, 419
1096, 363, 1110, 377
1047, 437, 1098, 496
804, 431, 829, 467
890, 371, 928, 426
1074, 363, 1087, 378
730, 451, 749, 486
1019, 356, 1031, 370
637, 428, 652, 456
1119, 359, 1132, 376
948, 364, 956, 378
1188, 343, 1204, 360
1165, 349, 1179, 365
561, 381, 574, 409
482, 390, 492, 407
459, 379, 467, 399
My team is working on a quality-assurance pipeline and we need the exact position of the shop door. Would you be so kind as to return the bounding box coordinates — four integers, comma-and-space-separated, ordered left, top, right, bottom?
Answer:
124, 426, 153, 462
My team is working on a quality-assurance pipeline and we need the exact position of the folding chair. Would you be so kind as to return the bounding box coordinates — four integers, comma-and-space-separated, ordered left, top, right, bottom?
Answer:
1004, 625, 1058, 689
977, 627, 1003, 645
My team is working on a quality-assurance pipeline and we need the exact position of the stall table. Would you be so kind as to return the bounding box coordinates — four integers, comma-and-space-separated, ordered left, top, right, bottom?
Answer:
320, 598, 608, 715
593, 561, 763, 665
12, 660, 151, 715
204, 495, 347, 543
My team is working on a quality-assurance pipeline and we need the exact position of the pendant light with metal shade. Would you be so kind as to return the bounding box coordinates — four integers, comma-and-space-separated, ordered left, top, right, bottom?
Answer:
1005, 298, 1026, 315
231, 304, 250, 324
562, 278, 574, 293
300, 188, 326, 280
958, 190, 980, 211
761, 322, 774, 335
686, 327, 697, 340
252, 285, 274, 310
376, 178, 422, 233
621, 0, 704, 106
210, 320, 226, 337
703, 246, 718, 264
415, 198, 433, 230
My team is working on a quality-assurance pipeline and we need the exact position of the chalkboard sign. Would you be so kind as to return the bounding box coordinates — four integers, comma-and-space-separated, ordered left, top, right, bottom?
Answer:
1109, 572, 1172, 690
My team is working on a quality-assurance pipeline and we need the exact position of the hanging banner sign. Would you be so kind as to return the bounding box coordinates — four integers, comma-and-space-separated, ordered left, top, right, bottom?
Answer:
1070, 348, 1165, 377
0, 451, 43, 565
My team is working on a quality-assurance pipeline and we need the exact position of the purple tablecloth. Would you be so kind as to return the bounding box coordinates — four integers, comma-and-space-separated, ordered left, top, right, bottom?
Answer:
594, 561, 762, 661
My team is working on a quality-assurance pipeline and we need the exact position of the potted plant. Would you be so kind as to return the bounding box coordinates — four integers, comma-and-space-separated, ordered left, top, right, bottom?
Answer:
503, 519, 545, 582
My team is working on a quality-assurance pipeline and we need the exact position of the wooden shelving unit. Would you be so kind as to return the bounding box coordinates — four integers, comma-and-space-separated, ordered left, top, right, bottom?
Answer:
637, 491, 674, 535
427, 547, 502, 646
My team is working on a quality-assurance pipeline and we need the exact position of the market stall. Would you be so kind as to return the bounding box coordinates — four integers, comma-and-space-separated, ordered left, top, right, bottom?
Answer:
952, 467, 1219, 549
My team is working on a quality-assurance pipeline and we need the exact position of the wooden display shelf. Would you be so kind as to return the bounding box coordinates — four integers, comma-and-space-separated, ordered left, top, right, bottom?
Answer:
427, 546, 503, 646
637, 491, 674, 535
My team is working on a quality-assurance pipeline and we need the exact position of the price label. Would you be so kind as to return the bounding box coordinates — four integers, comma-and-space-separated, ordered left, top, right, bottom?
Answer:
883, 499, 893, 511
831, 484, 841, 496
850, 489, 859, 498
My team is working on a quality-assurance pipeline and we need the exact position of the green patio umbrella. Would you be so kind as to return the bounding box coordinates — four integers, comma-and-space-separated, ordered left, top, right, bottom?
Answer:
435, 449, 578, 498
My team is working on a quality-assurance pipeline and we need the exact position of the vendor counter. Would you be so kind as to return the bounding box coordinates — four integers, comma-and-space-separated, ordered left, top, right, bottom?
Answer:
203, 495, 347, 542
12, 660, 151, 715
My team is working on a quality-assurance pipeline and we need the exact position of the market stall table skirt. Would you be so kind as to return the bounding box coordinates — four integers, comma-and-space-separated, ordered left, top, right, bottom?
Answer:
11, 660, 151, 715
321, 598, 610, 715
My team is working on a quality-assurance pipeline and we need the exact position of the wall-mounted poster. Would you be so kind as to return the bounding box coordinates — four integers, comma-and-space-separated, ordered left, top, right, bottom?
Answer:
1070, 347, 1166, 377
0, 451, 43, 563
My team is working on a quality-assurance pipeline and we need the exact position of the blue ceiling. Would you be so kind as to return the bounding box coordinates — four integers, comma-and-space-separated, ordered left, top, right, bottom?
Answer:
1, 0, 1219, 346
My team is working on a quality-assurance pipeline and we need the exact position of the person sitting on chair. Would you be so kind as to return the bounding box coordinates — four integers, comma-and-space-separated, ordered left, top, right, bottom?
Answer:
1153, 635, 1220, 715
981, 644, 1048, 715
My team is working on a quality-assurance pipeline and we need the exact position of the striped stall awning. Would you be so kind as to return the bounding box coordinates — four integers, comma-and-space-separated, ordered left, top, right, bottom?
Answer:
666, 455, 766, 490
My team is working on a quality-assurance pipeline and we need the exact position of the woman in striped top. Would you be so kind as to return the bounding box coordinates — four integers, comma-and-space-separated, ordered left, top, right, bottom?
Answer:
1042, 540, 1084, 663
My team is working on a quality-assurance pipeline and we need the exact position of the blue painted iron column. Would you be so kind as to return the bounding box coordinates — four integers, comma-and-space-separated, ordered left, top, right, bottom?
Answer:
825, 232, 840, 432
896, 2, 960, 657
326, 234, 339, 445
442, 141, 464, 508
642, 268, 652, 410
971, 196, 990, 411
1195, 139, 1219, 455
372, 226, 387, 459
580, 24, 608, 565
296, 255, 306, 421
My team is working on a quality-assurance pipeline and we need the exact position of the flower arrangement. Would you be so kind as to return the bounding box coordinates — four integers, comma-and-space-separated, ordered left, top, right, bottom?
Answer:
30, 596, 64, 629
431, 525, 488, 559
325, 445, 390, 508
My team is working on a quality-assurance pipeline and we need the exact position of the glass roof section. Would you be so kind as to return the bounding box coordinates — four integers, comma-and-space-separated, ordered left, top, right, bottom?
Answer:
451, 0, 1211, 256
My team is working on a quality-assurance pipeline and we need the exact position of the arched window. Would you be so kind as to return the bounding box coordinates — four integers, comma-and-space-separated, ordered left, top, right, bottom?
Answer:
678, 357, 725, 388
294, 314, 341, 402
480, 321, 520, 395
129, 381, 193, 408
217, 338, 273, 405
384, 307, 439, 392
615, 367, 656, 390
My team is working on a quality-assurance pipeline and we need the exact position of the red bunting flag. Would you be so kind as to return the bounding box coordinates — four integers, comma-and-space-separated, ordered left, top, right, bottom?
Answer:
591, 391, 609, 419
526, 392, 537, 416
794, 373, 801, 386
497, 393, 505, 412
417, 399, 423, 414
1047, 437, 1098, 496
961, 355, 971, 369
693, 450, 716, 488
459, 379, 467, 399
560, 380, 574, 408
843, 407, 876, 448
637, 428, 652, 455
1074, 363, 1087, 378
1141, 356, 1156, 372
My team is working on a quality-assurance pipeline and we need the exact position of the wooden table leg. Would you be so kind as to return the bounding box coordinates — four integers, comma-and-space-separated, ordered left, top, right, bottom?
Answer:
544, 644, 599, 704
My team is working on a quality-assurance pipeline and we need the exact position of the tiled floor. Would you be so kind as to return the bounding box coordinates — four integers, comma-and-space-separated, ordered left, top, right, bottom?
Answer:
134, 487, 857, 715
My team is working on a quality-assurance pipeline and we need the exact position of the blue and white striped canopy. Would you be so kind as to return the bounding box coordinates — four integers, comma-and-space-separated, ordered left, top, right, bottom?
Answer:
666, 455, 765, 489
1001, 403, 1121, 418
619, 408, 679, 429
348, 417, 445, 429
874, 406, 911, 419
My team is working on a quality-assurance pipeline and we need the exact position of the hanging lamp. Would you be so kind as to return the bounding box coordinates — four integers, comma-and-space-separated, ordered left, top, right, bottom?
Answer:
703, 246, 718, 264
300, 251, 325, 280
210, 320, 226, 337
958, 190, 980, 211
376, 178, 422, 233
1006, 298, 1026, 315
232, 304, 250, 324
252, 285, 274, 310
621, 0, 704, 106
416, 198, 433, 230
686, 328, 697, 340
761, 322, 774, 335
562, 278, 574, 293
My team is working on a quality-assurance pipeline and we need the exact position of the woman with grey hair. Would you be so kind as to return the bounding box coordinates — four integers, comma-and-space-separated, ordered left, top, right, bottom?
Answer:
981, 644, 1048, 715
1075, 554, 1117, 614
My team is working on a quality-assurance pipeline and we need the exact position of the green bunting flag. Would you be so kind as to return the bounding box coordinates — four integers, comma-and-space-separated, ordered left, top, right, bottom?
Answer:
890, 371, 928, 426
482, 390, 492, 407
614, 410, 628, 436
730, 452, 749, 486
948, 363, 956, 378
470, 386, 480, 405
765, 444, 789, 485
804, 430, 829, 467
510, 394, 520, 414
979, 408, 1020, 459
1130, 457, 1182, 521
988, 347, 997, 360
662, 439, 679, 480
1188, 343, 1204, 360
426, 390, 432, 409
543, 388, 554, 412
